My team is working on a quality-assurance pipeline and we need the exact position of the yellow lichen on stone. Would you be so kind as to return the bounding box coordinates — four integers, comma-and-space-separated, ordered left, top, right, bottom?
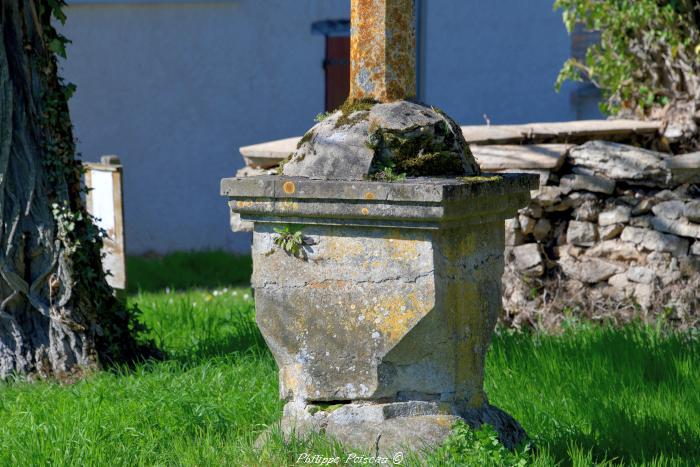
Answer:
283, 181, 296, 194
320, 236, 367, 261
279, 201, 299, 212
280, 363, 303, 399
364, 291, 433, 344
386, 235, 420, 261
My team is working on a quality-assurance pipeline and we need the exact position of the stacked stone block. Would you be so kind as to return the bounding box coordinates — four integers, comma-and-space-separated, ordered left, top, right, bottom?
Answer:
503, 141, 700, 328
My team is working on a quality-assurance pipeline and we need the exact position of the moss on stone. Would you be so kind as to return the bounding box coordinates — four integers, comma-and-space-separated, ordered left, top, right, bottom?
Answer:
275, 153, 294, 175
315, 402, 347, 413
457, 175, 503, 184
334, 98, 378, 129
367, 115, 469, 178
297, 129, 316, 149
398, 151, 464, 175
339, 98, 377, 114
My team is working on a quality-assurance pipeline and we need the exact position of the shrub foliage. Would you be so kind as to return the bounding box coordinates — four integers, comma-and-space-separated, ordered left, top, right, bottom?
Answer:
555, 0, 700, 134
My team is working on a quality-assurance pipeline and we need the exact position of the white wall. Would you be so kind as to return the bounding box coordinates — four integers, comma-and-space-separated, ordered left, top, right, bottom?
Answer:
60, 0, 579, 254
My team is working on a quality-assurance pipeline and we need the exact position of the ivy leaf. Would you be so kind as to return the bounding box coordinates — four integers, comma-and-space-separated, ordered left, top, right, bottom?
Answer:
48, 0, 68, 24
49, 38, 67, 59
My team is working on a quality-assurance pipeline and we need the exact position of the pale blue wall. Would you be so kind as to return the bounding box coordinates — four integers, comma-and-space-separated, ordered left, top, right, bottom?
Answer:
62, 1, 348, 253
60, 0, 583, 254
423, 0, 577, 125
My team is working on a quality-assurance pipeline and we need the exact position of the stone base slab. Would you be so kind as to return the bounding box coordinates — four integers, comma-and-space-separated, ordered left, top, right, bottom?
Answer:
271, 401, 527, 457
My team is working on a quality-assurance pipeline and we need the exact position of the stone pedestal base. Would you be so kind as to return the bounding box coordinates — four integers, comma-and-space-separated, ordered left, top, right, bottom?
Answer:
278, 401, 527, 457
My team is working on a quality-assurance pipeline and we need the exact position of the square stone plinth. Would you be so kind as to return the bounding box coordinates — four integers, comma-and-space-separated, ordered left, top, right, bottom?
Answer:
221, 175, 537, 408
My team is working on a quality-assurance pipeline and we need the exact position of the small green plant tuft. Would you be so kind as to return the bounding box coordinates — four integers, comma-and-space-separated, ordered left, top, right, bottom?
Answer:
338, 98, 377, 115
367, 161, 407, 182
432, 422, 532, 467
273, 225, 309, 258
333, 98, 378, 129
275, 154, 293, 175
314, 111, 332, 123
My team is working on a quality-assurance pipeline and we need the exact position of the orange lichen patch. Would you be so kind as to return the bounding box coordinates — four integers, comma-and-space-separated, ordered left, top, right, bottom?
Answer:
350, 0, 416, 102
282, 181, 296, 194
361, 207, 370, 215
235, 200, 254, 208
364, 192, 376, 200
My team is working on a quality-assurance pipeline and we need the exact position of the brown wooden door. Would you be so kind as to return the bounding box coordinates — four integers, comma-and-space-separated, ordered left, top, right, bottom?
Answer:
324, 36, 350, 111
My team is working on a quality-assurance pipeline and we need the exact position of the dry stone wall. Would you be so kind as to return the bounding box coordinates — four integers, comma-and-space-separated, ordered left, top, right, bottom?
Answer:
503, 141, 700, 330
234, 121, 700, 330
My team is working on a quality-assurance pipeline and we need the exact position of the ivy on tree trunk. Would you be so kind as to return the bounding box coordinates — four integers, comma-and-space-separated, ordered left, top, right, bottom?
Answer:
0, 1, 151, 380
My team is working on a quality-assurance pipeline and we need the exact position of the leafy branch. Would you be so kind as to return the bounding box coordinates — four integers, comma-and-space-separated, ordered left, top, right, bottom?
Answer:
554, 0, 700, 143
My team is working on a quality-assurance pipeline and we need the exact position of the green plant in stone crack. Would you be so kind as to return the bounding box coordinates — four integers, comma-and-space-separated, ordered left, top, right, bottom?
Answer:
367, 160, 407, 182
273, 225, 309, 258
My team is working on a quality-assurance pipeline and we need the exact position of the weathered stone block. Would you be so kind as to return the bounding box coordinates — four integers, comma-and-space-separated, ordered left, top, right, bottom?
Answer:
620, 226, 647, 245
573, 199, 601, 222
560, 173, 615, 195
284, 101, 479, 181
600, 223, 624, 240
650, 216, 700, 239
598, 205, 631, 226
504, 218, 524, 247
586, 240, 643, 262
684, 200, 700, 223
652, 200, 685, 220
567, 220, 598, 247
568, 141, 671, 187
691, 241, 700, 256
631, 198, 656, 216
533, 218, 552, 242
560, 256, 624, 284
642, 230, 689, 257
627, 266, 655, 285
511, 243, 545, 277
519, 214, 536, 235
222, 174, 536, 411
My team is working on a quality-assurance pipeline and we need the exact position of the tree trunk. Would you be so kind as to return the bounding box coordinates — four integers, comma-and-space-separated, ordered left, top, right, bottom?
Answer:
0, 1, 146, 380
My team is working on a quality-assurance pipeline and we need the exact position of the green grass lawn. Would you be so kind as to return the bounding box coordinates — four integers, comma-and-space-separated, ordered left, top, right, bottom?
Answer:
0, 252, 698, 466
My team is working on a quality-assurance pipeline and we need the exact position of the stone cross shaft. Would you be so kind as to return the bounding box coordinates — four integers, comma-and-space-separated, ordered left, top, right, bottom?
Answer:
350, 0, 416, 103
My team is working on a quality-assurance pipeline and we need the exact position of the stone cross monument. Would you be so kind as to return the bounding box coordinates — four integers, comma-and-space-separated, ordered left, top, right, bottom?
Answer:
221, 0, 535, 457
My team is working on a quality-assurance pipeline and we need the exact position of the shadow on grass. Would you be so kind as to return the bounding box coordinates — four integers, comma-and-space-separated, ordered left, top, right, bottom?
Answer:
127, 251, 252, 294
165, 319, 269, 364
